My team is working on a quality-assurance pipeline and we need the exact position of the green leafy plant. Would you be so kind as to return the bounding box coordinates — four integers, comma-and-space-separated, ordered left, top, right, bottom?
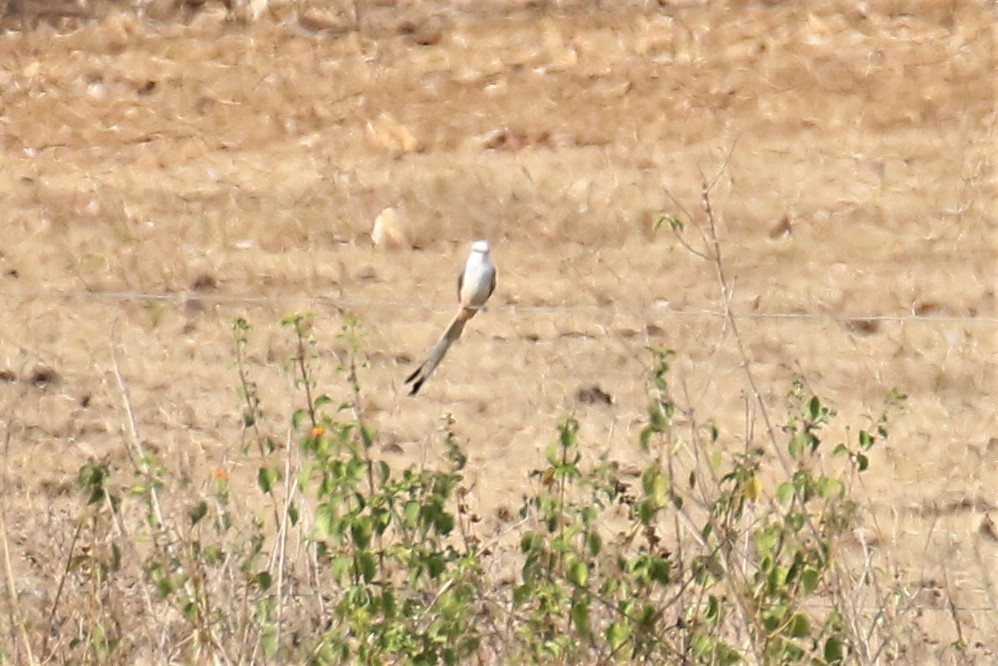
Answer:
40, 306, 910, 665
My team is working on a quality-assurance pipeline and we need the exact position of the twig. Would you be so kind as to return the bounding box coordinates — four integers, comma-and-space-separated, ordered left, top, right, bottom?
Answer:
272, 428, 296, 660
0, 360, 35, 664
943, 567, 967, 648
697, 176, 792, 476
232, 319, 284, 528
110, 314, 223, 660
40, 516, 84, 660
110, 315, 166, 528
0, 505, 36, 666
98, 483, 161, 656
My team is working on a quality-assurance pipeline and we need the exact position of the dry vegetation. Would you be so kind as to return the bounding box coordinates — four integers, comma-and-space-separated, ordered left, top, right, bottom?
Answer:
0, 0, 995, 662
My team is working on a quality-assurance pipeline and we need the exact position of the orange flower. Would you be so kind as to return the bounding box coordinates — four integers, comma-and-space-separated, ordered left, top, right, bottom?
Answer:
312, 426, 326, 437
212, 469, 230, 482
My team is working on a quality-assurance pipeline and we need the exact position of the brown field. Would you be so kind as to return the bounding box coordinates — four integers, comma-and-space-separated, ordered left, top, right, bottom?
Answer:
1, 0, 996, 662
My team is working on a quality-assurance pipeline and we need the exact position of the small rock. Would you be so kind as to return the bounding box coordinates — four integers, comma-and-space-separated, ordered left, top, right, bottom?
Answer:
366, 113, 422, 155
576, 385, 613, 406
371, 207, 409, 249
768, 215, 793, 239
399, 15, 444, 46
25, 364, 58, 386
355, 265, 378, 282
980, 514, 998, 542
845, 318, 880, 335
191, 273, 217, 291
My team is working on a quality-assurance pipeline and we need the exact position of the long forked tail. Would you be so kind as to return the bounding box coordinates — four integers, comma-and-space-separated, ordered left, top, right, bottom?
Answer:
405, 308, 475, 395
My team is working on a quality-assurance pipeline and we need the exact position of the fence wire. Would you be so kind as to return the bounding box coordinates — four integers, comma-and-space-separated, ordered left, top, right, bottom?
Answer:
3, 288, 996, 326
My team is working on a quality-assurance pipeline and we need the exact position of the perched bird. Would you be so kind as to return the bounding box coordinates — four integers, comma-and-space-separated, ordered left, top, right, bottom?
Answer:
405, 240, 497, 396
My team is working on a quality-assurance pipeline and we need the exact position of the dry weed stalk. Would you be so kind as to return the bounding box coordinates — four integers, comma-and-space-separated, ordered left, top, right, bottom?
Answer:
0, 506, 36, 666
664, 161, 919, 662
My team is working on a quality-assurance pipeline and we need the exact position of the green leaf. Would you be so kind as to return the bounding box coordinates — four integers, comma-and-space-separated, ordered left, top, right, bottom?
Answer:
371, 507, 391, 535
314, 503, 334, 541
637, 499, 656, 525
570, 598, 591, 635
649, 556, 671, 585
818, 478, 844, 499
568, 558, 589, 587
587, 531, 602, 557
709, 449, 723, 471
434, 510, 455, 536
560, 417, 579, 448
824, 636, 845, 663
648, 405, 667, 431
691, 633, 712, 657
291, 408, 309, 431
717, 643, 742, 666
260, 627, 279, 657
358, 551, 377, 582
332, 555, 351, 584
789, 432, 807, 458
639, 426, 653, 452
777, 482, 794, 504
350, 517, 373, 548
802, 566, 819, 595
257, 466, 280, 493
188, 500, 208, 526
203, 545, 223, 566
426, 552, 445, 579
403, 500, 421, 529
641, 465, 668, 505
807, 396, 822, 421
705, 595, 720, 621
856, 453, 869, 471
762, 606, 784, 632
607, 621, 631, 652
520, 531, 542, 554
788, 612, 811, 638
653, 213, 684, 233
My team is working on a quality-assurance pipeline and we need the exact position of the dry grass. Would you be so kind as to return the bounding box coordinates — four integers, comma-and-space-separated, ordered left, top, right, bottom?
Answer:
1, 0, 996, 662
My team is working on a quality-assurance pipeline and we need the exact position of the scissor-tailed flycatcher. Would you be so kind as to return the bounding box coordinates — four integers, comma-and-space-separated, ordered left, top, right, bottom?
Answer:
405, 239, 497, 396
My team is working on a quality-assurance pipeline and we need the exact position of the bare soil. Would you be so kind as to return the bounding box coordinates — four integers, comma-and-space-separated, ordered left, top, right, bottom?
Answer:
1, 0, 996, 661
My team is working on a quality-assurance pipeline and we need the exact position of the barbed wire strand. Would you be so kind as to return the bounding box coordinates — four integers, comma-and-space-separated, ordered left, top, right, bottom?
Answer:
2, 288, 996, 325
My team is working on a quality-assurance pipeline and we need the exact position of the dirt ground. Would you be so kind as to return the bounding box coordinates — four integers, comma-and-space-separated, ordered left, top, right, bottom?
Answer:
1, 0, 996, 661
